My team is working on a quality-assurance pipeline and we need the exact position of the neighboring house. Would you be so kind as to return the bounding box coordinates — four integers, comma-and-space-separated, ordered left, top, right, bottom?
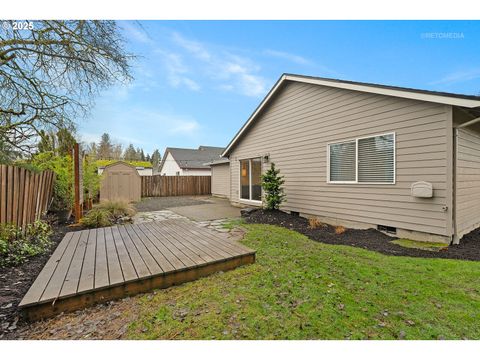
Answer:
214, 73, 480, 244
159, 146, 224, 176
98, 165, 153, 176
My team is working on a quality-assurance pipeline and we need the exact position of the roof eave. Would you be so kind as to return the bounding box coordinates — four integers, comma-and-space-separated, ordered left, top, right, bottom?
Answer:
222, 73, 480, 157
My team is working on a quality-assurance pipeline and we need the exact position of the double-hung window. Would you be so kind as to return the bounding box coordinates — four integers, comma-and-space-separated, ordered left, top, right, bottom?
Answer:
240, 158, 262, 202
328, 132, 395, 184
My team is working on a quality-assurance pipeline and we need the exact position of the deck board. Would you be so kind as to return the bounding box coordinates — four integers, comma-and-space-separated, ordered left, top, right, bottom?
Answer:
129, 224, 176, 272
150, 222, 209, 265
77, 229, 97, 293
145, 223, 198, 268
118, 225, 151, 278
40, 230, 81, 302
19, 219, 255, 320
95, 228, 110, 289
124, 224, 162, 274
104, 227, 124, 285
60, 231, 88, 297
156, 221, 221, 263
111, 225, 138, 282
135, 223, 184, 270
19, 232, 75, 306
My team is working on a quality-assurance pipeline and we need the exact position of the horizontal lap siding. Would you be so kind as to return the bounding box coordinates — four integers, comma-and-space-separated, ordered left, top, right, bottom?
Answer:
230, 81, 450, 236
211, 164, 230, 197
455, 128, 480, 238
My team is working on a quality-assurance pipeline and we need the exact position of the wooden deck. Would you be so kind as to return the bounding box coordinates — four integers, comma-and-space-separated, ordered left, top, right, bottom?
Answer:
19, 219, 255, 320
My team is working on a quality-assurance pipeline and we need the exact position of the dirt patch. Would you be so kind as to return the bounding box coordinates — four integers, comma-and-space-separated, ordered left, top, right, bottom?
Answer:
135, 196, 212, 212
0, 219, 85, 339
11, 295, 140, 340
245, 209, 480, 261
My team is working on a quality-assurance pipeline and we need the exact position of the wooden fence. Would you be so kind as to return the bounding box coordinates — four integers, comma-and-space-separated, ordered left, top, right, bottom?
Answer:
141, 175, 211, 197
0, 165, 56, 229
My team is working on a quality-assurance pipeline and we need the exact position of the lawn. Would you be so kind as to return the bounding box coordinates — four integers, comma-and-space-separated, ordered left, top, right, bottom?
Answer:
127, 223, 480, 340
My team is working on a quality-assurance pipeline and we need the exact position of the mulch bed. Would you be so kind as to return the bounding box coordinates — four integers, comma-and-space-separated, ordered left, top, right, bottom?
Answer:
245, 209, 480, 261
0, 218, 85, 339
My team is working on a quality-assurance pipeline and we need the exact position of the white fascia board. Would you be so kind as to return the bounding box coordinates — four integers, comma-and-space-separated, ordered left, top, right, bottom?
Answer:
286, 75, 480, 108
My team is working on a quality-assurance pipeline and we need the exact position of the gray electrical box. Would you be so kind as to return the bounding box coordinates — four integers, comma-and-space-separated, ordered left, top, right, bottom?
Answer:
411, 181, 433, 198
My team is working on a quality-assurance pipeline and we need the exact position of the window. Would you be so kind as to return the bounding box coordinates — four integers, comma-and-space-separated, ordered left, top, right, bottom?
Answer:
240, 158, 262, 202
328, 133, 395, 184
329, 141, 356, 182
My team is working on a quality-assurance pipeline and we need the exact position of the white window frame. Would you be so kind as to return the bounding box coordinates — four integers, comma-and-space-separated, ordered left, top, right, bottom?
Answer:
239, 157, 263, 205
327, 132, 396, 185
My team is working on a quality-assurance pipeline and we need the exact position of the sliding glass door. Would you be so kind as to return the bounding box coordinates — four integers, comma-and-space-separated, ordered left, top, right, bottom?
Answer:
240, 158, 262, 202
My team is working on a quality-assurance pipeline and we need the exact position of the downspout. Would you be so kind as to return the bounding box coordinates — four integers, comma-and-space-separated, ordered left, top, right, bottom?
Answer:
452, 127, 458, 244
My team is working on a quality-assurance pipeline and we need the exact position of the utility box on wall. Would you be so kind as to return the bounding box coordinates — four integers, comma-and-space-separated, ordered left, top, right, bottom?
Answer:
411, 181, 433, 198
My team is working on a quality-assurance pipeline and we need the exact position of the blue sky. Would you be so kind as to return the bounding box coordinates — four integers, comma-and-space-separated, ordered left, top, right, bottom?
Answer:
79, 20, 480, 155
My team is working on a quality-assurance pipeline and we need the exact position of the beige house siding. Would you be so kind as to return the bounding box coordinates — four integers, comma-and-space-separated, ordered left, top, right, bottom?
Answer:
229, 81, 452, 239
455, 128, 480, 239
211, 163, 230, 197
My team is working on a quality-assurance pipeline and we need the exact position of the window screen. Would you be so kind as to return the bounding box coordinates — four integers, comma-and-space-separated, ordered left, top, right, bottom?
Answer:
329, 141, 356, 182
358, 134, 394, 183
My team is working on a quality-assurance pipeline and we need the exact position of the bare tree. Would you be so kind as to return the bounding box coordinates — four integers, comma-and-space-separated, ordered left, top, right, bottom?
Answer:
0, 20, 133, 155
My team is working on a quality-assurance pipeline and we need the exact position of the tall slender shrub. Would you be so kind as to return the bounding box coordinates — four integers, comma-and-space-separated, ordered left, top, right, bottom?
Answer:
261, 162, 286, 210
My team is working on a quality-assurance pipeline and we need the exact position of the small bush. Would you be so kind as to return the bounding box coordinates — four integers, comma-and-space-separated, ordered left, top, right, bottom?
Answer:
308, 217, 325, 229
334, 225, 346, 235
98, 201, 136, 217
0, 221, 53, 268
80, 207, 113, 228
80, 201, 136, 228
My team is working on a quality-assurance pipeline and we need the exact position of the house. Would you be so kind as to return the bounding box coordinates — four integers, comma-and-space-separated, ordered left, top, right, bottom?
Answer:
212, 73, 480, 244
159, 146, 224, 176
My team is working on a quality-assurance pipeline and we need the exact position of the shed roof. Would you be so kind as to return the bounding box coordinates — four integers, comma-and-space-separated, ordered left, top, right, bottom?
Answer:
222, 73, 480, 156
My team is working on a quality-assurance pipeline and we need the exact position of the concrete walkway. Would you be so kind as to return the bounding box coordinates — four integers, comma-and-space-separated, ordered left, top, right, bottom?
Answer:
168, 197, 241, 221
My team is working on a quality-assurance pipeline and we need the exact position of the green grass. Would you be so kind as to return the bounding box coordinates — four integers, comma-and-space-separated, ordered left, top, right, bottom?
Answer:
220, 218, 246, 230
127, 224, 480, 340
95, 159, 153, 168
392, 239, 449, 252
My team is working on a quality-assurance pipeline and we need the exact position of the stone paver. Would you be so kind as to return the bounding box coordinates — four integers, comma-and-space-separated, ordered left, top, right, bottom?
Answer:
132, 210, 188, 224
133, 212, 243, 240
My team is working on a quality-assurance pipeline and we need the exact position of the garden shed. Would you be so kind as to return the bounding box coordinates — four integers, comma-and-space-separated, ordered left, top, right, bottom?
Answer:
100, 161, 141, 203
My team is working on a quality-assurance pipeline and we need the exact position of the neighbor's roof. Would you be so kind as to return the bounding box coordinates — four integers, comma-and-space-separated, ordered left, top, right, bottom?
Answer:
160, 146, 225, 170
222, 73, 480, 157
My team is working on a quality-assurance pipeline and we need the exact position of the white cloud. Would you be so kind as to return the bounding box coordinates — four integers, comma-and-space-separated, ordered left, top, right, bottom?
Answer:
165, 32, 267, 97
172, 32, 212, 61
431, 68, 480, 85
168, 120, 200, 135
264, 49, 312, 65
121, 21, 152, 44
156, 50, 201, 91
120, 108, 201, 138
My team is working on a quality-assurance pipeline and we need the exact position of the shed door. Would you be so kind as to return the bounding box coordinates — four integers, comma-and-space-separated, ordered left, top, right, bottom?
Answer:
101, 169, 140, 203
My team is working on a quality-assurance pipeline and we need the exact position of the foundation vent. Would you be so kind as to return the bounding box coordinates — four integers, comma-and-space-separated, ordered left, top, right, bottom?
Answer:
377, 225, 397, 235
